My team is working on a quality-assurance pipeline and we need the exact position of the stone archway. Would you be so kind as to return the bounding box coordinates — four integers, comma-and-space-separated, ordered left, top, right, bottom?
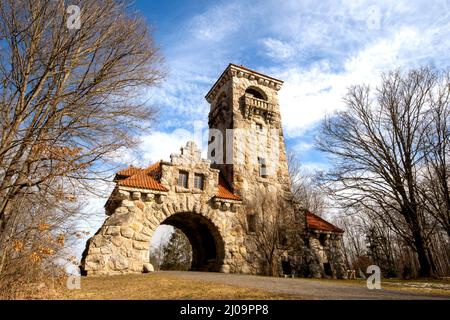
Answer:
80, 184, 237, 276
160, 212, 225, 271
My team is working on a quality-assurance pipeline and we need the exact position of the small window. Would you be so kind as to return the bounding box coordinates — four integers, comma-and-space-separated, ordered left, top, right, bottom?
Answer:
319, 233, 328, 247
256, 123, 263, 132
258, 157, 267, 177
194, 174, 204, 190
247, 214, 256, 233
178, 171, 188, 188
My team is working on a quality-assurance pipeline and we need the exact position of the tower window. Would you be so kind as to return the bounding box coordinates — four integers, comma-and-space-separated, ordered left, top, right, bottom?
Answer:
256, 123, 263, 132
258, 157, 267, 177
178, 171, 188, 188
247, 214, 256, 233
245, 87, 266, 100
194, 173, 204, 190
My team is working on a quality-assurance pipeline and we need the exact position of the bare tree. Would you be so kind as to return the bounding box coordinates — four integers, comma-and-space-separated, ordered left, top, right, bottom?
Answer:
288, 151, 326, 216
149, 232, 170, 271
0, 0, 163, 235
334, 213, 366, 267
0, 0, 163, 295
317, 68, 450, 277
238, 190, 295, 276
0, 184, 87, 298
422, 87, 450, 238
334, 202, 450, 279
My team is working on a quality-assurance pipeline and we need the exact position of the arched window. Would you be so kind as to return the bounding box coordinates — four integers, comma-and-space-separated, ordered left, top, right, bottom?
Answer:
245, 87, 267, 100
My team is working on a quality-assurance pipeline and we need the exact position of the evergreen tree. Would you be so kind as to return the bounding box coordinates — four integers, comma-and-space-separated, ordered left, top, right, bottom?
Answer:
161, 228, 192, 270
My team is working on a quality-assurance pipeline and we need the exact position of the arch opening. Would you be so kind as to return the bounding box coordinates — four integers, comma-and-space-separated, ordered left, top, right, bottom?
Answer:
151, 212, 225, 272
245, 87, 267, 100
150, 225, 192, 271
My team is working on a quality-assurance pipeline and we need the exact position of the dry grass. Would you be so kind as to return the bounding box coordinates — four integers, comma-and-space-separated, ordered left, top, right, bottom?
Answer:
63, 273, 301, 300
304, 278, 450, 297
57, 273, 450, 300
380, 279, 450, 296
0, 282, 63, 300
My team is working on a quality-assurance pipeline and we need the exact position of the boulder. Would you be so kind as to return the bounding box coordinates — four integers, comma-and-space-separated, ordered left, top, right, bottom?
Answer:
143, 263, 154, 273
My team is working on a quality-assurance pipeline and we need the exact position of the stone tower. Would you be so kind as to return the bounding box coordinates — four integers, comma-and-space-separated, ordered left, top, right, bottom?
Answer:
80, 63, 346, 278
205, 64, 291, 202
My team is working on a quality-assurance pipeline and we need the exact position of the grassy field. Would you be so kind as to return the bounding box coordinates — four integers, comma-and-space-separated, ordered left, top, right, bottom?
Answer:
62, 272, 450, 300
63, 273, 300, 300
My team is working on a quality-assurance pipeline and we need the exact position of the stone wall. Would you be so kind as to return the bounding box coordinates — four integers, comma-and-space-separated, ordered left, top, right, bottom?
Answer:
308, 232, 346, 279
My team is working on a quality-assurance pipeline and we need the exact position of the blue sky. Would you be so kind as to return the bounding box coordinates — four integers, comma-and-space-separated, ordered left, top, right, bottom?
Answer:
117, 0, 450, 172
73, 0, 450, 265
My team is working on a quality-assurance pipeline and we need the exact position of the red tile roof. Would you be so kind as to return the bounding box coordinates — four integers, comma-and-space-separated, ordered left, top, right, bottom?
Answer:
115, 161, 167, 192
118, 174, 168, 191
306, 211, 344, 233
143, 161, 162, 178
116, 166, 143, 177
216, 174, 241, 201
115, 162, 241, 199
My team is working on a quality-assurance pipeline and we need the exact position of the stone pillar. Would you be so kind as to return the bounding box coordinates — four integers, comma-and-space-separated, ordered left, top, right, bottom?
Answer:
81, 190, 154, 275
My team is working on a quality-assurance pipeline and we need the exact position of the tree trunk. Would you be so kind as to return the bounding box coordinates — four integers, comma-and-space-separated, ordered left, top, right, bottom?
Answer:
412, 230, 433, 278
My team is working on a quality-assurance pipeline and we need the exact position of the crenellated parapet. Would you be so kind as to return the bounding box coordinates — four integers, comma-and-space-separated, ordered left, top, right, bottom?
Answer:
205, 63, 283, 104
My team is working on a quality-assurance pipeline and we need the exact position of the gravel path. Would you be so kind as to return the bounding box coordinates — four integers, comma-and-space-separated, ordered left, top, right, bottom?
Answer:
160, 271, 449, 300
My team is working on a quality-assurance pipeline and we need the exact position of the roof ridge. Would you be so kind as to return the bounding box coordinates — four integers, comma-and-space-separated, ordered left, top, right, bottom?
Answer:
306, 211, 344, 233
116, 166, 143, 177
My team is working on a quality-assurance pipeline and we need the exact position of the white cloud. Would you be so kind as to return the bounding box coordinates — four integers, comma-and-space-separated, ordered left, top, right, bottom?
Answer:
262, 38, 297, 60
302, 161, 330, 172
147, 0, 450, 141
189, 2, 244, 42
138, 129, 198, 165
149, 0, 450, 135
276, 24, 450, 137
293, 141, 314, 152
150, 225, 173, 248
131, 123, 210, 167
145, 74, 211, 129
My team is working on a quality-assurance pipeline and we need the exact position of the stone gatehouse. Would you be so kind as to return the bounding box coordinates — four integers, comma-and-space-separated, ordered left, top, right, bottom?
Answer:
80, 64, 345, 278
